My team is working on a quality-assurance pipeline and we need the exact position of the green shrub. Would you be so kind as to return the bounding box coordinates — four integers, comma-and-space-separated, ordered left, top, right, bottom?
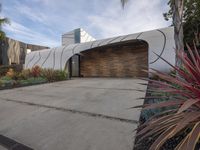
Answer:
0, 76, 17, 87
0, 66, 8, 77
0, 80, 3, 87
5, 68, 29, 81
17, 69, 31, 80
0, 76, 12, 81
40, 69, 56, 82
0, 65, 23, 77
28, 77, 47, 84
19, 77, 47, 86
54, 70, 68, 81
18, 80, 30, 86
0, 66, 68, 88
41, 69, 67, 82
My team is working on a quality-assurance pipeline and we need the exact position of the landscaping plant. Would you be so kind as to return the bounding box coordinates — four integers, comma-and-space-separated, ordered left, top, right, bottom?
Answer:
19, 77, 47, 86
0, 65, 23, 77
0, 65, 68, 89
6, 68, 15, 78
0, 76, 16, 87
40, 69, 57, 82
136, 44, 200, 150
18, 69, 31, 80
41, 69, 68, 82
31, 65, 41, 77
54, 70, 68, 81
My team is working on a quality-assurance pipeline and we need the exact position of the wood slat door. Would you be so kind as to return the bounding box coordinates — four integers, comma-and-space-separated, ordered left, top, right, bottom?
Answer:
80, 44, 148, 78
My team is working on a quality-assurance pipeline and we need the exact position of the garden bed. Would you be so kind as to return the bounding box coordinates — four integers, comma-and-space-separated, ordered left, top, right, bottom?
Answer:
0, 77, 48, 90
0, 66, 69, 90
134, 81, 200, 150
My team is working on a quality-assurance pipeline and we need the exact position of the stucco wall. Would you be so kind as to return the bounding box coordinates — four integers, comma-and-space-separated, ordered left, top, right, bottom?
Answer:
25, 27, 175, 75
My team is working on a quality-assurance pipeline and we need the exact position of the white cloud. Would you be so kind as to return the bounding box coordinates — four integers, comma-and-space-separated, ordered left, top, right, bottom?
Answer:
87, 0, 171, 38
14, 4, 46, 24
2, 0, 171, 47
3, 21, 59, 47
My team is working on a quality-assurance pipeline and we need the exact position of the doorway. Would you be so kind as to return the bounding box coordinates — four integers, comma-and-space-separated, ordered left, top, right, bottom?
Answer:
70, 54, 80, 77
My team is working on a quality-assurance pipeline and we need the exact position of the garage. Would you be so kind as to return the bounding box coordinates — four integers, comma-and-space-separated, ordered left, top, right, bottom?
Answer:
25, 27, 175, 77
70, 40, 148, 78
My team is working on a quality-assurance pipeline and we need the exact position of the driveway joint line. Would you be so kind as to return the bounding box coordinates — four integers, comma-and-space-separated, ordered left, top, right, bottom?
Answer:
0, 97, 138, 124
50, 86, 145, 91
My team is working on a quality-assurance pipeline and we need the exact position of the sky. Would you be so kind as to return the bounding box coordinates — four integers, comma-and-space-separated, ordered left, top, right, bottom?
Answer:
1, 0, 171, 47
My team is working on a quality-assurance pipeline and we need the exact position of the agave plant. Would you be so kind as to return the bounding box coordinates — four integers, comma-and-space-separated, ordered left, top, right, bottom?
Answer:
136, 44, 200, 150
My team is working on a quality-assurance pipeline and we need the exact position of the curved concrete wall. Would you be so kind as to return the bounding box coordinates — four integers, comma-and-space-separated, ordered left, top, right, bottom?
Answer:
25, 27, 175, 73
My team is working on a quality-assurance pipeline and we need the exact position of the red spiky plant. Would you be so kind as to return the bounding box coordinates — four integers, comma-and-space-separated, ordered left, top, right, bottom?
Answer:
31, 65, 41, 77
136, 44, 200, 150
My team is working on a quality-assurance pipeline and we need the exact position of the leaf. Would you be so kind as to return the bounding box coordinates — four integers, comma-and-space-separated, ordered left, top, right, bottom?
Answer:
186, 44, 200, 74
178, 99, 199, 113
169, 112, 200, 139
153, 52, 197, 83
137, 113, 183, 137
138, 118, 181, 143
187, 121, 200, 150
175, 135, 189, 150
136, 44, 200, 149
142, 100, 184, 110
149, 125, 175, 150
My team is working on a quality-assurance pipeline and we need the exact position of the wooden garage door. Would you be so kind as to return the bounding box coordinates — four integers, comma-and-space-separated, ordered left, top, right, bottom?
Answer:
80, 43, 148, 77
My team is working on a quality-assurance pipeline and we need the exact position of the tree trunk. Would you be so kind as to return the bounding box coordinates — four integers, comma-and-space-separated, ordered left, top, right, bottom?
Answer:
172, 0, 184, 67
0, 40, 2, 65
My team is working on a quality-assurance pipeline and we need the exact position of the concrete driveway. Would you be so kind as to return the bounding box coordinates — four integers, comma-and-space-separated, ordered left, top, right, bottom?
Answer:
0, 78, 147, 150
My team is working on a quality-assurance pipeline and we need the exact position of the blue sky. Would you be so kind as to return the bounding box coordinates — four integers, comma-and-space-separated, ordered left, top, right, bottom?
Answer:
2, 0, 171, 47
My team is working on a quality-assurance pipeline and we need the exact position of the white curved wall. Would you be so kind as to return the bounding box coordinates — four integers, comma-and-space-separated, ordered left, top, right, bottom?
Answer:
25, 27, 175, 74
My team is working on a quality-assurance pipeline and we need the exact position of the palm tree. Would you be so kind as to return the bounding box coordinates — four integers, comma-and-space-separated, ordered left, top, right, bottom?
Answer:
0, 3, 9, 65
120, 0, 184, 67
120, 0, 128, 8
0, 3, 9, 40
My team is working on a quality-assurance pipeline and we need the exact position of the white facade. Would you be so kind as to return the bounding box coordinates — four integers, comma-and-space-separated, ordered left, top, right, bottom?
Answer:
62, 28, 95, 46
25, 27, 175, 74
